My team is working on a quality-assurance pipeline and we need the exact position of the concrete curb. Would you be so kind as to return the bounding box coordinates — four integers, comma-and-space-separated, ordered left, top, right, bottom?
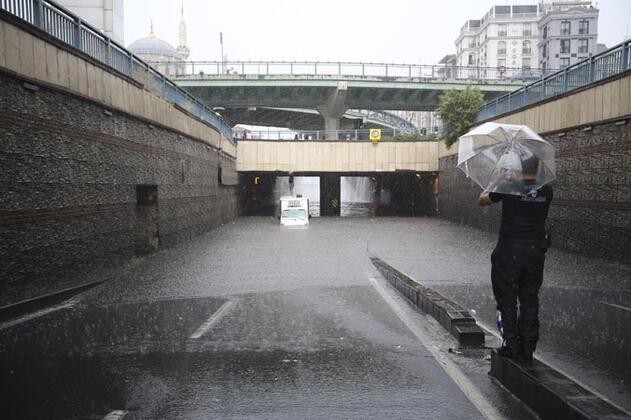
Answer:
369, 257, 630, 419
370, 257, 485, 347
0, 280, 105, 324
490, 350, 631, 419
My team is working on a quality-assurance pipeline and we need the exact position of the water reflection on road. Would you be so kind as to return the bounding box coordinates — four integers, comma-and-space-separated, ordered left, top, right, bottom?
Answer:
1, 217, 629, 417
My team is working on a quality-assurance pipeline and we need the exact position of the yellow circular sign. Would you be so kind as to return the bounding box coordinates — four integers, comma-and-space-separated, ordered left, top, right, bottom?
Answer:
369, 129, 381, 140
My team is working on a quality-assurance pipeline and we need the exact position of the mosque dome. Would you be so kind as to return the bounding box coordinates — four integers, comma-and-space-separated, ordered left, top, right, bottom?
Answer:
128, 36, 179, 58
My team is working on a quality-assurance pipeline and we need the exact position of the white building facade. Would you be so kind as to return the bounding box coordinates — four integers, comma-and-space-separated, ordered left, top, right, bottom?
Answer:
455, 4, 542, 78
57, 0, 124, 44
455, 1, 601, 78
538, 1, 599, 70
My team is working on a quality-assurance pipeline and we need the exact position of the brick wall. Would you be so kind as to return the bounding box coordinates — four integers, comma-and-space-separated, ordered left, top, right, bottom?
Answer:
438, 120, 631, 264
0, 71, 239, 307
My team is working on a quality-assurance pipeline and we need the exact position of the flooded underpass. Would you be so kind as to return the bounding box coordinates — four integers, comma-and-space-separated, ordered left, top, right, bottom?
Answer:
241, 172, 438, 218
1, 217, 630, 418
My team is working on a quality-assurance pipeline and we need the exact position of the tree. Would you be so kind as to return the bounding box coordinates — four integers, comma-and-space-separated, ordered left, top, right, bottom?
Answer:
436, 87, 484, 148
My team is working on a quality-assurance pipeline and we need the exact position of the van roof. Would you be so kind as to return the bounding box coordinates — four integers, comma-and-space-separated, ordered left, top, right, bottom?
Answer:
280, 196, 308, 200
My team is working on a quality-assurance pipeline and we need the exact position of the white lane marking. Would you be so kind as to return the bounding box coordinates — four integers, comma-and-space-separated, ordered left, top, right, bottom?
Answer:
102, 410, 127, 420
369, 278, 505, 420
189, 300, 234, 339
475, 320, 631, 416
599, 301, 631, 313
0, 299, 75, 331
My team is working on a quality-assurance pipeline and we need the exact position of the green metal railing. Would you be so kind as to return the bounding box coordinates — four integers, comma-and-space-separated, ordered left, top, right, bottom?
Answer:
477, 39, 631, 121
165, 60, 552, 83
0, 0, 235, 142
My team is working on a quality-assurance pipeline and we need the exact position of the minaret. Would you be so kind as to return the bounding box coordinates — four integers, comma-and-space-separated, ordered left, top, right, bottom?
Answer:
176, 3, 190, 60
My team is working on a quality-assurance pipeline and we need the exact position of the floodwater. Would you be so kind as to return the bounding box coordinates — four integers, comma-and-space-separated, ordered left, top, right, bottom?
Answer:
1, 217, 629, 418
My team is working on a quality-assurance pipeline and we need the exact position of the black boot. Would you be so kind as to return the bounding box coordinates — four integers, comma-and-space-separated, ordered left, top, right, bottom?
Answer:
519, 342, 535, 364
497, 338, 520, 359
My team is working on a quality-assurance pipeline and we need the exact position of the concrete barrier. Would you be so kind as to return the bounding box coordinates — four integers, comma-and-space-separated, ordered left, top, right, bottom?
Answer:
370, 257, 484, 347
490, 350, 631, 419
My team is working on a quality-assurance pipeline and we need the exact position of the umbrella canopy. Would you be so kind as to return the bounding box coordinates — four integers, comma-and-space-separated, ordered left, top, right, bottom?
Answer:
457, 122, 555, 196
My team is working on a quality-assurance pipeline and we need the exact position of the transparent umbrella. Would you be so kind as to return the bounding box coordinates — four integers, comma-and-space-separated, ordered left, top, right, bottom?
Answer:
457, 122, 556, 195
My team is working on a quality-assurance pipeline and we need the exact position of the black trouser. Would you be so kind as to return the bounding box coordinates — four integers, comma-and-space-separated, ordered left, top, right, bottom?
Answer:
491, 239, 546, 353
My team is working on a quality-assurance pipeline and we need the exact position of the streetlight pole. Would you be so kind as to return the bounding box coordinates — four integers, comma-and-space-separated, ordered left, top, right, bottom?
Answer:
220, 32, 224, 74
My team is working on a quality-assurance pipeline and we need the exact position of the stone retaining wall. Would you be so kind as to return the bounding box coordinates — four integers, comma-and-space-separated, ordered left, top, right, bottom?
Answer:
438, 120, 631, 264
0, 71, 239, 307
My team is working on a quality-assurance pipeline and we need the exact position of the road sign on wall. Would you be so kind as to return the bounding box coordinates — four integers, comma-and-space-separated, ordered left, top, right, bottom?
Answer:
369, 129, 381, 144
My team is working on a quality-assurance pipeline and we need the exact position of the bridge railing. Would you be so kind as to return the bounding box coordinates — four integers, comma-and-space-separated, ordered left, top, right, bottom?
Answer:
477, 39, 631, 121
235, 128, 436, 141
0, 0, 235, 142
166, 60, 553, 83
346, 109, 417, 134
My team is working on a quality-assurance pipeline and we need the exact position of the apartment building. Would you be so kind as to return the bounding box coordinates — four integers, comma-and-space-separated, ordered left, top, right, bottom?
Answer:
455, 4, 542, 74
455, 1, 600, 75
538, 1, 599, 70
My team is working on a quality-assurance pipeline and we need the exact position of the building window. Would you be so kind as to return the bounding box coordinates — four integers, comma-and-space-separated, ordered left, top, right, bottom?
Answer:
523, 23, 532, 36
522, 57, 531, 70
543, 25, 548, 39
560, 57, 570, 68
579, 20, 589, 34
468, 54, 475, 65
542, 43, 547, 58
497, 58, 506, 69
561, 21, 571, 35
522, 40, 531, 54
578, 38, 589, 54
498, 24, 507, 37
560, 39, 571, 54
497, 41, 507, 55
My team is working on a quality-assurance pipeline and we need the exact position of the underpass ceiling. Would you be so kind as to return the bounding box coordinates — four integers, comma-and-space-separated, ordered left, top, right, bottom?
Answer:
175, 78, 517, 111
221, 107, 393, 130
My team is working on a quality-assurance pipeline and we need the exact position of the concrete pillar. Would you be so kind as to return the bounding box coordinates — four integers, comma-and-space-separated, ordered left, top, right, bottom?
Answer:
318, 81, 348, 138
320, 174, 341, 216
239, 173, 276, 216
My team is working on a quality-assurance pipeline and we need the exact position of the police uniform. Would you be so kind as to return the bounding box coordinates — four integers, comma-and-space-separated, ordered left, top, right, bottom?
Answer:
489, 181, 553, 359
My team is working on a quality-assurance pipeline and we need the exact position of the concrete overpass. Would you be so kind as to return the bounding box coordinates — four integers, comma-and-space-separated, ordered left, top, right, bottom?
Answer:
225, 107, 417, 132
170, 61, 530, 131
237, 138, 449, 216
237, 139, 446, 173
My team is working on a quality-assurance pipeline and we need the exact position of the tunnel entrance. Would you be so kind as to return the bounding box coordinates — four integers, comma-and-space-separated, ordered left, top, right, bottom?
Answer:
240, 172, 437, 218
340, 177, 376, 217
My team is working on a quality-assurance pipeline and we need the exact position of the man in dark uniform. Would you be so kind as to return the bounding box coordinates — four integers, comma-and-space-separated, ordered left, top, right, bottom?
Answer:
478, 155, 553, 361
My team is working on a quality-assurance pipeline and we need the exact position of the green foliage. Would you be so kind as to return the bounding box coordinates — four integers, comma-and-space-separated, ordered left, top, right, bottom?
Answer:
392, 132, 422, 141
380, 132, 438, 141
436, 87, 485, 148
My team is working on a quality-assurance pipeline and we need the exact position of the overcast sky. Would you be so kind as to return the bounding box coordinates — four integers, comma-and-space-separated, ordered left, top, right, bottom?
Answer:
124, 0, 631, 64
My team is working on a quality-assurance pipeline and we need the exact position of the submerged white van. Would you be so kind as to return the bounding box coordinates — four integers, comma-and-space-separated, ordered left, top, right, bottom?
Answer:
279, 196, 310, 227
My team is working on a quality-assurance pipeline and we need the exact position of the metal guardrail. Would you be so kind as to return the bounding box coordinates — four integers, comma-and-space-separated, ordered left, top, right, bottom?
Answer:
346, 109, 417, 134
0, 0, 235, 142
477, 39, 631, 121
234, 128, 436, 141
165, 60, 554, 83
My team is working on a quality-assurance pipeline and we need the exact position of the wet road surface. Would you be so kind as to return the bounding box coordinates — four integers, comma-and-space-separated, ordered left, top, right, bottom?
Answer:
1, 216, 628, 418
1, 286, 515, 419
